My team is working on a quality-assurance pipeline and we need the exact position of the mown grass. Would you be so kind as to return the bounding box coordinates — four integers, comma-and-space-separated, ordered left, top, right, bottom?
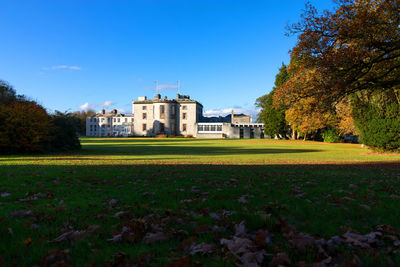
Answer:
0, 138, 399, 266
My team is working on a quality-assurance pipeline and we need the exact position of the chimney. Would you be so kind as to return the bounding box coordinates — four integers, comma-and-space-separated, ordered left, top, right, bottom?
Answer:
250, 115, 252, 123
112, 109, 117, 114
102, 109, 105, 114
231, 110, 234, 123
155, 94, 161, 100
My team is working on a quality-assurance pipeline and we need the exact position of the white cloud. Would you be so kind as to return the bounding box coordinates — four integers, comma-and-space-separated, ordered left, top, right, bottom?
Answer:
79, 100, 116, 110
42, 65, 81, 71
100, 101, 114, 107
79, 102, 89, 110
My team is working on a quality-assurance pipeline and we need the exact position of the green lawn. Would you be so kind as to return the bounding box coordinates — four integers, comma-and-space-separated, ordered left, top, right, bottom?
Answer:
0, 138, 399, 266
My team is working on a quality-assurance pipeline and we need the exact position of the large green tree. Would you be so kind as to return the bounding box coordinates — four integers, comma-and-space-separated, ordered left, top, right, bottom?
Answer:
256, 63, 289, 138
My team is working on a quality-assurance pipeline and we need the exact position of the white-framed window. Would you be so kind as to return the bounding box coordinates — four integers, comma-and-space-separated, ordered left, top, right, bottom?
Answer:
197, 123, 223, 133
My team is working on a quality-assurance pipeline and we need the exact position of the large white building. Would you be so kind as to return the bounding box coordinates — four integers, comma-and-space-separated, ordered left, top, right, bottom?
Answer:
86, 94, 264, 138
86, 109, 134, 137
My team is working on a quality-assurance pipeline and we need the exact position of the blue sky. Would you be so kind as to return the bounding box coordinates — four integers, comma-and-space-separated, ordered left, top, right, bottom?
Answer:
0, 0, 335, 118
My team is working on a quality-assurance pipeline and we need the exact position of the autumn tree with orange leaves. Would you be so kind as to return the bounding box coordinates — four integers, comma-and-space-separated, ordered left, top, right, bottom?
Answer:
271, 0, 399, 149
278, 0, 400, 103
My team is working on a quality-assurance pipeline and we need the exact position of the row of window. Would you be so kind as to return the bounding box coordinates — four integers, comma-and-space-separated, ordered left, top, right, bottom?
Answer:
198, 125, 222, 132
142, 112, 187, 120
89, 117, 133, 123
142, 105, 187, 111
141, 123, 187, 132
113, 118, 133, 123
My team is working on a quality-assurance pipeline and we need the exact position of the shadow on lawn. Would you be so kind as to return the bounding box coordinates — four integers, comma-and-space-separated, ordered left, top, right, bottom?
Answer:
77, 145, 321, 156
0, 145, 323, 159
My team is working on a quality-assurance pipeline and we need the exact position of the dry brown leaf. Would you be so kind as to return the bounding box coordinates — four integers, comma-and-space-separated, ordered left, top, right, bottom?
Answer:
234, 221, 247, 237
187, 242, 217, 255
221, 237, 254, 255
142, 232, 171, 244
241, 250, 266, 267
53, 230, 87, 243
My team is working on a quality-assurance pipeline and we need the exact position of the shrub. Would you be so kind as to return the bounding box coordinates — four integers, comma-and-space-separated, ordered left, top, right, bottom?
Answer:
352, 91, 400, 152
0, 80, 81, 154
322, 128, 342, 143
50, 111, 81, 151
0, 101, 54, 153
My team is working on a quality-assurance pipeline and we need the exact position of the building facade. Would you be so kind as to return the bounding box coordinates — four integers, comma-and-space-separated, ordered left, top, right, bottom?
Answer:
86, 94, 265, 138
132, 94, 203, 137
86, 109, 134, 137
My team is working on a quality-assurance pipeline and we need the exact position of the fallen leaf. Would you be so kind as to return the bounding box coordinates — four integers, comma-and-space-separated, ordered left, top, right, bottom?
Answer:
142, 232, 171, 244
187, 242, 217, 255
53, 230, 87, 243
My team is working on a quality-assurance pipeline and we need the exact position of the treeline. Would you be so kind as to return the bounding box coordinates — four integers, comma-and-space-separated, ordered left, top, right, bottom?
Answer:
0, 80, 81, 154
257, 0, 399, 152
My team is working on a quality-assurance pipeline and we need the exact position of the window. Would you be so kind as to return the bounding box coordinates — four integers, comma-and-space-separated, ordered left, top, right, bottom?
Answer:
108, 118, 111, 122
197, 124, 223, 133
125, 118, 127, 122
182, 124, 187, 131
113, 118, 116, 122
142, 124, 147, 131
160, 123, 165, 132
182, 105, 187, 110
142, 113, 147, 119
118, 118, 120, 122
183, 113, 187, 120
142, 106, 147, 110
160, 105, 165, 119
171, 106, 175, 115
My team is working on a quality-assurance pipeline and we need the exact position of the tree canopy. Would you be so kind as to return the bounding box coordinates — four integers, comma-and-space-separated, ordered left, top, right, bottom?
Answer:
0, 80, 81, 154
276, 0, 400, 104
255, 63, 289, 138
